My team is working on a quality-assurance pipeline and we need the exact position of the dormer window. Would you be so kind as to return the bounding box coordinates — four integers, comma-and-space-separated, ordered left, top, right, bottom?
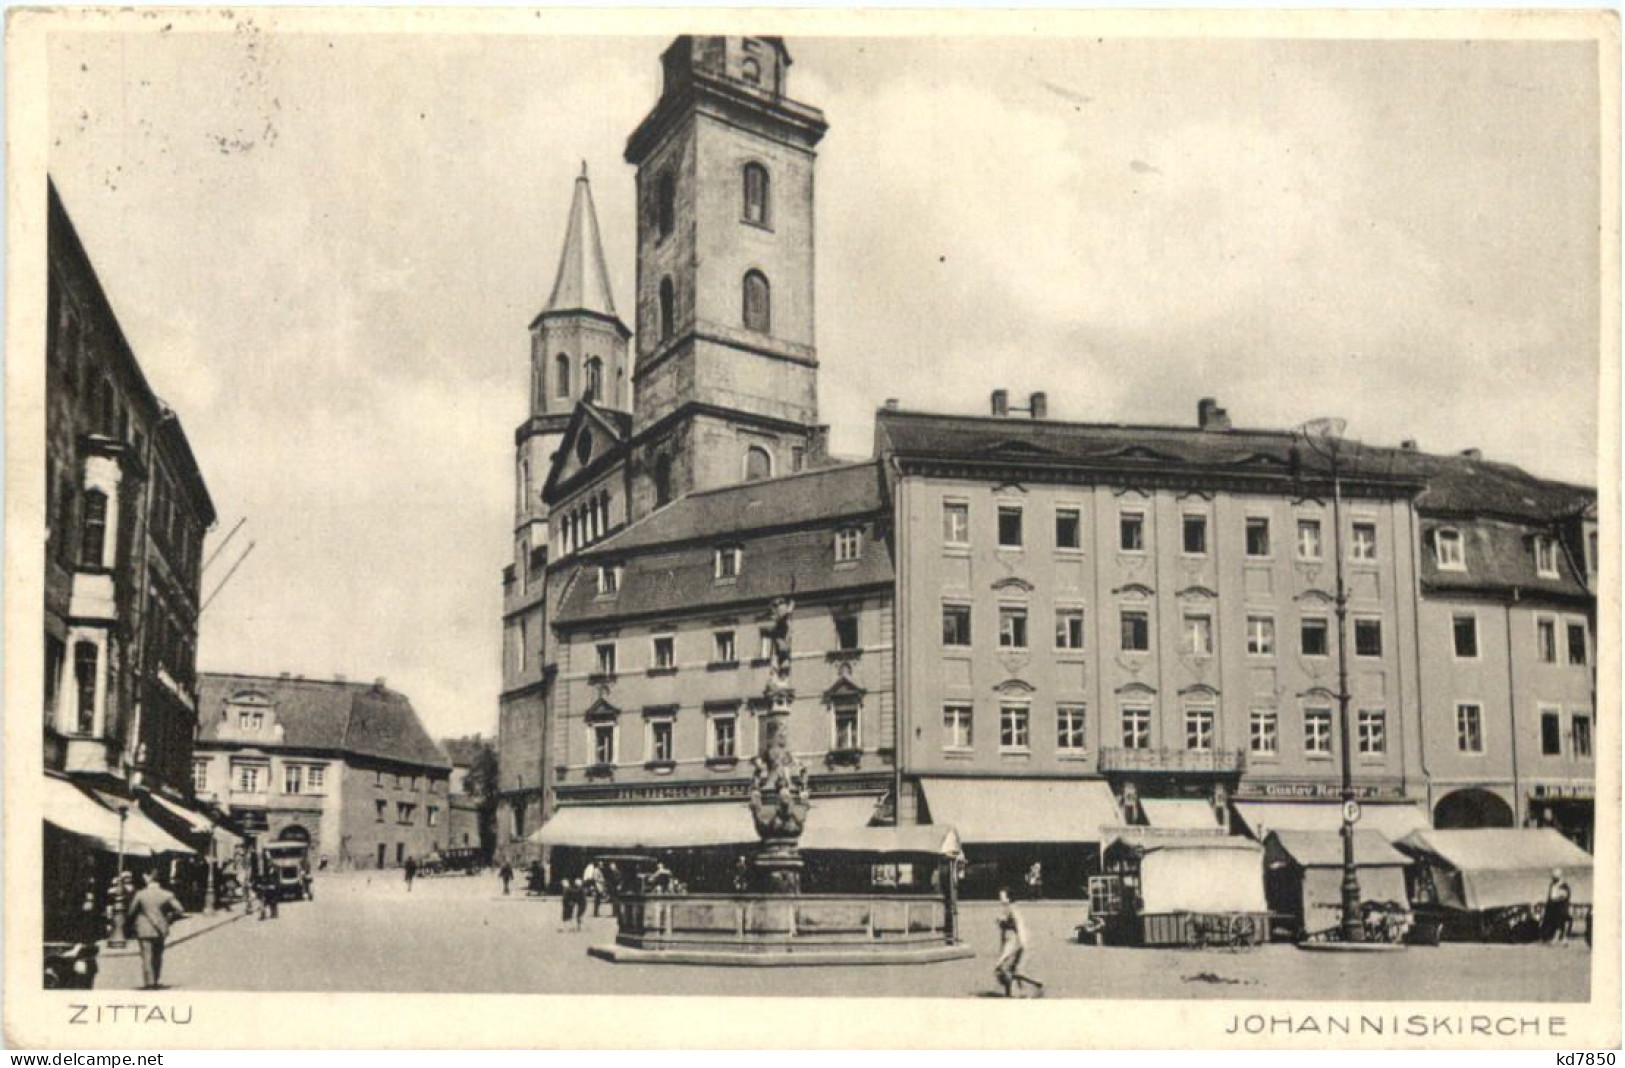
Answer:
597, 565, 622, 596
835, 527, 863, 564
237, 710, 264, 732
1534, 536, 1559, 578
715, 546, 742, 581
1435, 528, 1465, 571
741, 55, 762, 86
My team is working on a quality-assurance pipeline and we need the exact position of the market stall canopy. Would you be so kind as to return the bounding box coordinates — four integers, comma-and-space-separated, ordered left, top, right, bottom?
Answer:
1266, 830, 1411, 920
529, 801, 757, 850
1141, 798, 1223, 831
1234, 800, 1429, 842
1266, 829, 1410, 869
1395, 828, 1592, 911
44, 775, 152, 855
1138, 839, 1267, 915
917, 778, 1119, 844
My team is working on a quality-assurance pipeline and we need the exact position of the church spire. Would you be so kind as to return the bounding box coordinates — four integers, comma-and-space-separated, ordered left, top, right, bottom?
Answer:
543, 162, 619, 320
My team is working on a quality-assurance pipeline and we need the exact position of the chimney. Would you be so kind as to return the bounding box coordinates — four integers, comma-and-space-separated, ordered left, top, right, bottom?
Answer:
278, 671, 291, 680
991, 389, 1009, 417
334, 673, 347, 684
374, 676, 387, 692
1460, 447, 1482, 461
1029, 392, 1048, 420
1197, 397, 1232, 432
883, 398, 899, 411
1400, 439, 1418, 451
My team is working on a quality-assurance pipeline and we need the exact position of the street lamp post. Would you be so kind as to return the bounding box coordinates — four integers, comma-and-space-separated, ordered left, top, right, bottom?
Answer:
1300, 418, 1363, 944
109, 802, 130, 949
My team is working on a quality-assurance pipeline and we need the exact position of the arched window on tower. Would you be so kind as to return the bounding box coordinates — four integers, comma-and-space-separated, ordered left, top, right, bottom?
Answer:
659, 278, 675, 342
744, 446, 773, 483
742, 271, 771, 334
554, 353, 570, 399
654, 454, 673, 508
656, 173, 676, 241
584, 357, 603, 401
743, 163, 770, 227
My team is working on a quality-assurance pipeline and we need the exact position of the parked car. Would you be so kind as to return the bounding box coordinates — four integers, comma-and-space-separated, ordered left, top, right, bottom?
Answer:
262, 842, 314, 902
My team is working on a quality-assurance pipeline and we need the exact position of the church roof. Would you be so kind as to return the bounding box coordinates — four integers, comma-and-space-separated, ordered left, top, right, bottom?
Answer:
542, 165, 620, 321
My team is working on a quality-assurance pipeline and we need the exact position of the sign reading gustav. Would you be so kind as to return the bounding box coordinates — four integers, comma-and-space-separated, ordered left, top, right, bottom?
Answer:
1232, 782, 1408, 801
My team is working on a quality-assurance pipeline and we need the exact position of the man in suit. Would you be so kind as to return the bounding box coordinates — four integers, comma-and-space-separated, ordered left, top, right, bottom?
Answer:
128, 870, 186, 990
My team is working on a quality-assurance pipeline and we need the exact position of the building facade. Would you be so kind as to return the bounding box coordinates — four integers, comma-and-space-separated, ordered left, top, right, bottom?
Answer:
195, 674, 451, 868
494, 34, 1600, 889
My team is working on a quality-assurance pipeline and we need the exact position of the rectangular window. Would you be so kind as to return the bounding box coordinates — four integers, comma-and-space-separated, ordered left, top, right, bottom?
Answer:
1453, 615, 1479, 659
397, 802, 414, 825
1297, 518, 1322, 561
284, 765, 304, 794
1183, 613, 1213, 656
375, 799, 387, 822
1350, 522, 1377, 561
710, 714, 737, 760
1357, 710, 1386, 755
758, 627, 775, 661
943, 704, 973, 750
595, 643, 617, 677
835, 614, 860, 651
1056, 705, 1087, 752
652, 635, 675, 670
833, 702, 860, 751
942, 502, 970, 546
234, 763, 264, 793
1536, 618, 1557, 663
306, 765, 325, 792
1182, 514, 1208, 555
997, 506, 1024, 549
1119, 512, 1145, 552
73, 641, 98, 734
998, 606, 1028, 649
999, 703, 1030, 751
1436, 528, 1465, 570
593, 724, 616, 765
1246, 517, 1272, 557
1055, 508, 1081, 550
238, 710, 263, 732
427, 805, 440, 828
1455, 704, 1483, 753
1300, 617, 1329, 657
80, 491, 108, 568
597, 566, 620, 595
192, 760, 209, 794
1249, 709, 1278, 755
1184, 707, 1215, 752
1354, 618, 1383, 658
1304, 708, 1333, 756
1535, 536, 1559, 578
1540, 709, 1562, 756
1121, 706, 1151, 750
650, 720, 674, 763
713, 630, 736, 664
1120, 610, 1149, 652
942, 604, 972, 647
714, 547, 741, 580
1573, 714, 1593, 759
790, 446, 806, 473
1246, 615, 1276, 656
1055, 608, 1085, 650
835, 528, 863, 563
1567, 623, 1588, 666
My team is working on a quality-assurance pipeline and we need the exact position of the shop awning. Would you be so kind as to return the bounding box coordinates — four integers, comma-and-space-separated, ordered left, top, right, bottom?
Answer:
919, 778, 1119, 844
1142, 798, 1222, 831
1267, 829, 1411, 869
1395, 828, 1593, 911
1234, 800, 1429, 842
44, 776, 150, 855
147, 792, 244, 855
803, 823, 963, 856
528, 801, 757, 850
1139, 839, 1268, 915
85, 790, 199, 856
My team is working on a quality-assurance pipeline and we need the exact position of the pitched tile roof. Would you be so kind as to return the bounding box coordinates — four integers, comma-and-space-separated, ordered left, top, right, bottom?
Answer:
197, 673, 450, 771
1419, 516, 1590, 599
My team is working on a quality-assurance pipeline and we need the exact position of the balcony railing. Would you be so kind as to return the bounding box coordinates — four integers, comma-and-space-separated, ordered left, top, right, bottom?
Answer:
1098, 747, 1246, 775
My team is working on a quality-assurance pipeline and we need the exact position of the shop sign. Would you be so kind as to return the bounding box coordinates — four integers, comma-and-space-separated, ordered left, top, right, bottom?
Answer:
1232, 781, 1406, 801
1530, 782, 1595, 801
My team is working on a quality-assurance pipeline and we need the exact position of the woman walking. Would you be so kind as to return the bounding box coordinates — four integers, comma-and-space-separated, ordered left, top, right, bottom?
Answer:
994, 888, 1044, 998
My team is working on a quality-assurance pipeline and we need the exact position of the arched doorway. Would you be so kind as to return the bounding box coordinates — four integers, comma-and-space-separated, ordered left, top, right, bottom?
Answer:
277, 824, 312, 844
1433, 788, 1514, 830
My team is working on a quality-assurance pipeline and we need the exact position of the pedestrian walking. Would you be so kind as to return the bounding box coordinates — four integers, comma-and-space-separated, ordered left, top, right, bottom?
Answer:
583, 860, 603, 916
128, 871, 186, 991
255, 866, 280, 921
404, 856, 418, 892
559, 878, 576, 928
499, 861, 514, 896
527, 860, 545, 896
1025, 861, 1044, 901
1543, 869, 1572, 944
568, 879, 587, 930
994, 888, 1044, 998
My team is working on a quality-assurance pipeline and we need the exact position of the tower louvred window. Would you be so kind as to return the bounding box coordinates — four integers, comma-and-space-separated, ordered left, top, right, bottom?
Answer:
554, 353, 570, 398
743, 271, 771, 333
743, 163, 769, 225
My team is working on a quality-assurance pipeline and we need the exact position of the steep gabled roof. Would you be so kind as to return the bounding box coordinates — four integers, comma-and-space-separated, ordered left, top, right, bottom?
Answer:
197, 673, 449, 771
541, 400, 634, 503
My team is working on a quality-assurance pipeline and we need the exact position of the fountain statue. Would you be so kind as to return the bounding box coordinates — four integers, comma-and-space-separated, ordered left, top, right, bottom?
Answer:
748, 597, 810, 893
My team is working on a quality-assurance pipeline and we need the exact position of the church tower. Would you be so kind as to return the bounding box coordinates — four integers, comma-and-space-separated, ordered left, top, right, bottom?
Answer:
623, 36, 828, 518
513, 165, 631, 564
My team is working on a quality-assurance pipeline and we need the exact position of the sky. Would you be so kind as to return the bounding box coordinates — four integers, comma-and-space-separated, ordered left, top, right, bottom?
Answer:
46, 27, 1602, 743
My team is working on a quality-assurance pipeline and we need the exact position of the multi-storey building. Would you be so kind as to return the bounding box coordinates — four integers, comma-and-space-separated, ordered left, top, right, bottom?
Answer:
495, 34, 1599, 891
194, 673, 452, 868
